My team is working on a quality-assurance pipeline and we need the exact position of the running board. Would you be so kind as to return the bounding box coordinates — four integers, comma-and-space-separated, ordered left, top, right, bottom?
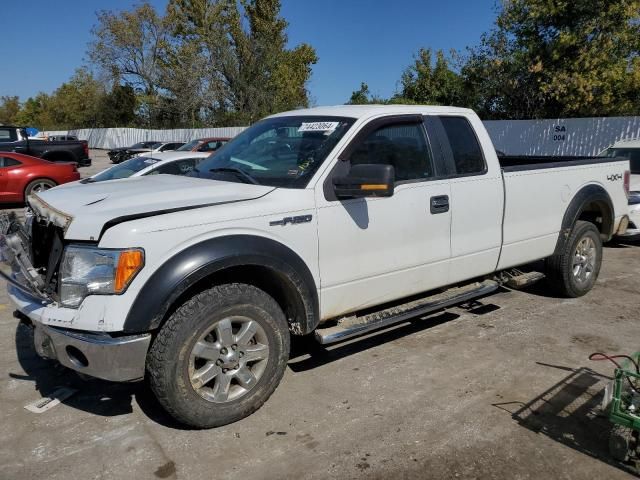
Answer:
314, 280, 499, 345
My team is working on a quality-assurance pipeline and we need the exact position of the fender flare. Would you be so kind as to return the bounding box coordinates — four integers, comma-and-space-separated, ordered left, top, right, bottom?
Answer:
122, 235, 319, 335
554, 184, 614, 253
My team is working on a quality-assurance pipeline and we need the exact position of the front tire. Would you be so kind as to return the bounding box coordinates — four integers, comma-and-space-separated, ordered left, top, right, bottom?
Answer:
545, 220, 602, 297
146, 283, 290, 428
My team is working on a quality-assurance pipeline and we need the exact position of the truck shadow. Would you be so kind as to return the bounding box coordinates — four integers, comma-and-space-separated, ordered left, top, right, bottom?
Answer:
11, 301, 501, 429
493, 363, 638, 477
288, 310, 462, 372
11, 321, 188, 429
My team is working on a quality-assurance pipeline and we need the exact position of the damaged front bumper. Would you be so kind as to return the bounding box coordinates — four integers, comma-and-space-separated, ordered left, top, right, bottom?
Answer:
1, 212, 150, 382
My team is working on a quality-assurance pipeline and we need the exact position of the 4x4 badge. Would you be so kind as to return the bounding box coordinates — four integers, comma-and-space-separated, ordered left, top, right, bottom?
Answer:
607, 173, 623, 181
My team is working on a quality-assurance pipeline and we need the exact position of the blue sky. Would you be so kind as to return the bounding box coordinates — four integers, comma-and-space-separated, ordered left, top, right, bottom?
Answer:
0, 0, 498, 105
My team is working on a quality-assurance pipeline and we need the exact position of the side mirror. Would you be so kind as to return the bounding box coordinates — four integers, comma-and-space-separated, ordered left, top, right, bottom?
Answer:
333, 164, 395, 199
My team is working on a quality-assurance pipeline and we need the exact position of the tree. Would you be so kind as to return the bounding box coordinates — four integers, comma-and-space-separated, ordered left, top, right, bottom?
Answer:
399, 48, 464, 106
462, 0, 640, 119
348, 82, 373, 104
48, 68, 105, 129
15, 94, 53, 129
97, 85, 137, 127
0, 96, 20, 125
88, 2, 170, 124
166, 0, 318, 125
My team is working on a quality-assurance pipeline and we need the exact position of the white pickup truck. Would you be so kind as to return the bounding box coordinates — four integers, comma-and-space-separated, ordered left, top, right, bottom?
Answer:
0, 105, 631, 428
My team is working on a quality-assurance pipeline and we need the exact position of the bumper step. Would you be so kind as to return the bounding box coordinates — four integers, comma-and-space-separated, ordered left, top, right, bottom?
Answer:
314, 280, 499, 345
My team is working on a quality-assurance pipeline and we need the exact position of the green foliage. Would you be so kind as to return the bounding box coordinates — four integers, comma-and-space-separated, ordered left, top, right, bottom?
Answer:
462, 0, 640, 119
399, 48, 464, 106
86, 0, 317, 127
0, 96, 20, 125
347, 50, 462, 107
98, 85, 137, 127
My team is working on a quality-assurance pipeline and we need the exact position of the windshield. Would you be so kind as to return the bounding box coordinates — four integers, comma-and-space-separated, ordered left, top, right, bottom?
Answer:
601, 147, 640, 174
92, 156, 159, 182
194, 116, 354, 188
177, 139, 200, 151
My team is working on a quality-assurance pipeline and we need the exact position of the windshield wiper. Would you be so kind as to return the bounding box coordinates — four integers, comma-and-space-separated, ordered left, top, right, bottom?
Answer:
209, 167, 260, 185
80, 177, 96, 184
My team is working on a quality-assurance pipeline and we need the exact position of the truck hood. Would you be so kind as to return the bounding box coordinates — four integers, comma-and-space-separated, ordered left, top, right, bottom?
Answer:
29, 175, 275, 240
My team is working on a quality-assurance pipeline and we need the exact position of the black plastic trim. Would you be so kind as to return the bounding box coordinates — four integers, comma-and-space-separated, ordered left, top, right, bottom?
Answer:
554, 184, 615, 253
501, 155, 625, 172
123, 235, 319, 335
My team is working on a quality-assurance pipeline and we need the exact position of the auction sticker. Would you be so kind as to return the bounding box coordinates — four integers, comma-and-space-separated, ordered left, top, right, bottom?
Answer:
298, 122, 339, 132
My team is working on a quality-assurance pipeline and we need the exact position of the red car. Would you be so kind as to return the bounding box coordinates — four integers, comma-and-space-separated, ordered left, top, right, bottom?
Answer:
0, 152, 80, 203
176, 137, 230, 153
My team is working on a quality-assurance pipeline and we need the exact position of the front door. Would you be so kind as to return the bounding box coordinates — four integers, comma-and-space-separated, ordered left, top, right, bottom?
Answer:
316, 116, 451, 320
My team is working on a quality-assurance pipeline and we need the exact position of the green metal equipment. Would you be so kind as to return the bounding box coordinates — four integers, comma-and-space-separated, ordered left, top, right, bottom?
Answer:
602, 351, 640, 462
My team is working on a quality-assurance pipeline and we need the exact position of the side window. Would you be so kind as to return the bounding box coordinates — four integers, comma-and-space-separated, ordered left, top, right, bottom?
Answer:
438, 116, 485, 175
348, 122, 434, 182
0, 129, 18, 143
0, 157, 21, 167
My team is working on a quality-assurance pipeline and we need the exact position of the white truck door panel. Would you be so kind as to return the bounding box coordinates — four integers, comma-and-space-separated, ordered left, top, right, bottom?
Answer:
316, 117, 451, 320
425, 115, 503, 282
317, 182, 451, 319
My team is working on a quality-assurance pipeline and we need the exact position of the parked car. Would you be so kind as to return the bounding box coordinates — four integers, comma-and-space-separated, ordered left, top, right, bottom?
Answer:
600, 139, 640, 239
0, 126, 91, 166
176, 137, 230, 153
0, 152, 79, 203
107, 141, 161, 164
133, 141, 185, 157
80, 151, 210, 183
1, 105, 630, 428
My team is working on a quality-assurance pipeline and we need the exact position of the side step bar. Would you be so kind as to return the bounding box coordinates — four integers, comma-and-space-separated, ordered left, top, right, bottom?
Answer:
314, 280, 499, 345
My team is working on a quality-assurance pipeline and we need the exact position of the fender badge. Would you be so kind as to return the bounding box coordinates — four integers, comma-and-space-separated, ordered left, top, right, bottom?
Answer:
270, 215, 313, 226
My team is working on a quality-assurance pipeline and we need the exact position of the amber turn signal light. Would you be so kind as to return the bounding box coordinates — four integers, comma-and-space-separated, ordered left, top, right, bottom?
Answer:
114, 249, 144, 292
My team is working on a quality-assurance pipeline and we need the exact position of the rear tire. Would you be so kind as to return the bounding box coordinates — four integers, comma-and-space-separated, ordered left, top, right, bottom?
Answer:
545, 220, 602, 297
24, 179, 56, 199
147, 283, 290, 428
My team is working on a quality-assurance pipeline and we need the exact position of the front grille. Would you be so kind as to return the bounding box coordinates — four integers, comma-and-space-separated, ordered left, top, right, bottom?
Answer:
30, 219, 65, 292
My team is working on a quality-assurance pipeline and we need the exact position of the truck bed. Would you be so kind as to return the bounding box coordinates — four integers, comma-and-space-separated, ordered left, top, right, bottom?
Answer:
497, 155, 629, 271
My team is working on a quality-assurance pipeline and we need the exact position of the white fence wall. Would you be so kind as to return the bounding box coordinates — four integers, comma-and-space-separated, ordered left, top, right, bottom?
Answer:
44, 127, 247, 150
484, 116, 640, 156
46, 116, 640, 155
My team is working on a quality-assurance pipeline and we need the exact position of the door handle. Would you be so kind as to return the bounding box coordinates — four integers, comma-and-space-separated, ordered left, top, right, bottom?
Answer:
430, 195, 449, 214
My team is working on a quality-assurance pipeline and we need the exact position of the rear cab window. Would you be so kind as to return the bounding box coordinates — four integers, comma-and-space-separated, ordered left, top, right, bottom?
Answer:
424, 116, 487, 177
0, 128, 18, 143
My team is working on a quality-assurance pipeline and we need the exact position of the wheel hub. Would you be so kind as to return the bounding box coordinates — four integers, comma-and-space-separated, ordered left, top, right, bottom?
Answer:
188, 316, 270, 403
218, 347, 240, 369
572, 236, 596, 285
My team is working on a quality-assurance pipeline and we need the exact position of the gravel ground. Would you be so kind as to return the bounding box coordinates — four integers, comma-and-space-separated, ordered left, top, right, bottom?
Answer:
0, 151, 638, 479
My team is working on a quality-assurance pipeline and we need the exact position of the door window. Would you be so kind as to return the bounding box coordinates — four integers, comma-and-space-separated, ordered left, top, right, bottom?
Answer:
348, 122, 434, 182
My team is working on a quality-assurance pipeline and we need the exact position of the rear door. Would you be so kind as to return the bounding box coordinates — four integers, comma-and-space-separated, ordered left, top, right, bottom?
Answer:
424, 115, 503, 283
316, 115, 452, 319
